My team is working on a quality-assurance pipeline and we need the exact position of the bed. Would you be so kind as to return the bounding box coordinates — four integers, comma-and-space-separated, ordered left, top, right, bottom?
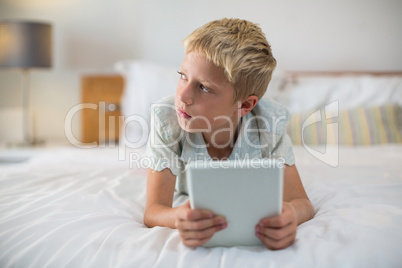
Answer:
0, 62, 401, 267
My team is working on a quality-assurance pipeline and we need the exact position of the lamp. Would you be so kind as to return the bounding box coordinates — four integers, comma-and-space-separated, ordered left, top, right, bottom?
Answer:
0, 20, 52, 146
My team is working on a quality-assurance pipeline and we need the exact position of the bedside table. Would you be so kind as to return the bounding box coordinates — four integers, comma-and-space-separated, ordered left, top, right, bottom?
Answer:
81, 75, 124, 145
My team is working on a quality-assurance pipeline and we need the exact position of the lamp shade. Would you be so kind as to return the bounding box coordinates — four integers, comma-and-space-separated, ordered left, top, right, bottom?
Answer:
0, 21, 52, 68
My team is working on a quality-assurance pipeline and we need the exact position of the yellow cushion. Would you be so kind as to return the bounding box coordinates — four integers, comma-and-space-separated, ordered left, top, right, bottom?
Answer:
287, 105, 402, 146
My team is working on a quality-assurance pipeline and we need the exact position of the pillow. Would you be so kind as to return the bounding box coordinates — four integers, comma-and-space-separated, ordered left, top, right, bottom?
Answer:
265, 75, 402, 114
287, 104, 402, 146
114, 60, 178, 145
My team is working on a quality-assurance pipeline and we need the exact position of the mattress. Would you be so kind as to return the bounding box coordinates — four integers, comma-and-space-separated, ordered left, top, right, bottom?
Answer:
0, 145, 401, 267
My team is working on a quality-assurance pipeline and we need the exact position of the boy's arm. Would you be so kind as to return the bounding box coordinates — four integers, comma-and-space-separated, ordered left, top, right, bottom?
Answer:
143, 168, 178, 228
283, 164, 315, 225
256, 164, 314, 250
143, 168, 227, 246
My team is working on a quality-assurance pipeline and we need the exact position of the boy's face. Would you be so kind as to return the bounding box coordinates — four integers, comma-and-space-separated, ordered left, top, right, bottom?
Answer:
175, 52, 240, 136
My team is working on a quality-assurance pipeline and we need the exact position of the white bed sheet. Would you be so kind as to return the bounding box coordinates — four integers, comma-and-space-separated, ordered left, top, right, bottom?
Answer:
0, 145, 401, 268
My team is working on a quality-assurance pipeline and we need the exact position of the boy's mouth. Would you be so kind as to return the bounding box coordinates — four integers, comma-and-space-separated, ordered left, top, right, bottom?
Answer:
176, 107, 192, 119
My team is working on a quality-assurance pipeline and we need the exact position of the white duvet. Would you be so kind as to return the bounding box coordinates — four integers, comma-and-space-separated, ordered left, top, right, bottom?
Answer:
0, 145, 401, 268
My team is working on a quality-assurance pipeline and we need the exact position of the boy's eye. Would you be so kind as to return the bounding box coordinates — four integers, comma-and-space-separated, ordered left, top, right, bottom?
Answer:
177, 71, 211, 93
200, 85, 211, 93
177, 71, 186, 80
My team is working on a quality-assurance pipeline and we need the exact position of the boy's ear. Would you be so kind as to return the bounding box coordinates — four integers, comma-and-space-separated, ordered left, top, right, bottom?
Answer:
238, 95, 258, 117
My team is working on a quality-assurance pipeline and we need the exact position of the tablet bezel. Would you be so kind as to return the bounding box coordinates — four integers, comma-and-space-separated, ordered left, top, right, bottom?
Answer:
186, 159, 284, 247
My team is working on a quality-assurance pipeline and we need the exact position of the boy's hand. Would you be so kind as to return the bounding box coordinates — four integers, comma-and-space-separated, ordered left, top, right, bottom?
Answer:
175, 200, 227, 247
255, 202, 297, 250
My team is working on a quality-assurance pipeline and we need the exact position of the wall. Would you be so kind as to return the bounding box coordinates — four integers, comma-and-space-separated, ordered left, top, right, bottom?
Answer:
0, 0, 401, 142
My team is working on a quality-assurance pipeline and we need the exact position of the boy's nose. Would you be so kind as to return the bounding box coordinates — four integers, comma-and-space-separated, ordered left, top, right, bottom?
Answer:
178, 84, 194, 105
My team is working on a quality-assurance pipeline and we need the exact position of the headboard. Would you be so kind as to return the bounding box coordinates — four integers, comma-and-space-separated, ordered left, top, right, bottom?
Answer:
286, 71, 402, 76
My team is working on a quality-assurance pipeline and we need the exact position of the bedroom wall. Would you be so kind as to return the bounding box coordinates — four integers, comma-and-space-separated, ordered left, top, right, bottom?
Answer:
0, 0, 401, 143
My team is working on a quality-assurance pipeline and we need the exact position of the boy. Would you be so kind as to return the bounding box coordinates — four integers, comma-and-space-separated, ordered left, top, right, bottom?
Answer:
144, 18, 314, 250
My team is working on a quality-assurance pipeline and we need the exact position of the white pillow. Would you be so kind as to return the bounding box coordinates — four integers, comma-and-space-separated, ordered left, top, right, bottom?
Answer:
266, 75, 402, 114
114, 60, 178, 146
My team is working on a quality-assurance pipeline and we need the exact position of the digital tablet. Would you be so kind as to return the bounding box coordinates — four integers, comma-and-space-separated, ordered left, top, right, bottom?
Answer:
186, 159, 284, 247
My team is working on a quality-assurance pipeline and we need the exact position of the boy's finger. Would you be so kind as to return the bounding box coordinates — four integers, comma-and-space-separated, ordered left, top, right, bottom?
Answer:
183, 236, 212, 247
185, 209, 214, 221
178, 216, 226, 231
256, 221, 294, 241
256, 231, 295, 250
259, 214, 292, 228
180, 223, 226, 240
183, 200, 191, 208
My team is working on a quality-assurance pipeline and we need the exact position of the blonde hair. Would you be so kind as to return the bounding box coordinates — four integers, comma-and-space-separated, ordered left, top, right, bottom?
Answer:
183, 18, 277, 102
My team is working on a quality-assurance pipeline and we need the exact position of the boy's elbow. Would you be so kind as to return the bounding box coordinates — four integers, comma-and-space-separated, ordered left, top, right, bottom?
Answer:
291, 198, 315, 225
304, 199, 315, 222
143, 207, 154, 228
